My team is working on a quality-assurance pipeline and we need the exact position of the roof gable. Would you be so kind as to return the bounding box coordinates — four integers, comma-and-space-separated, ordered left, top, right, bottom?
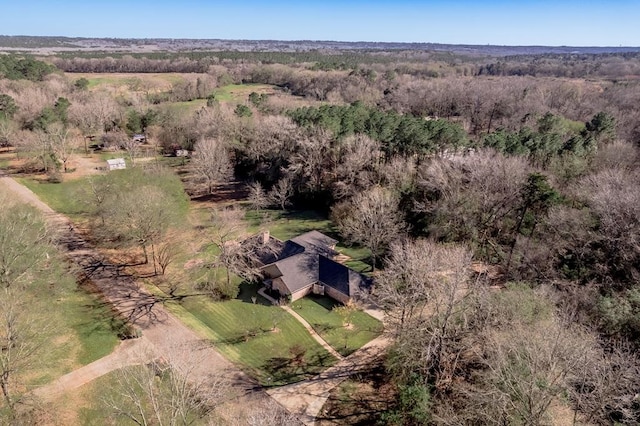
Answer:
247, 229, 369, 300
290, 231, 338, 258
272, 253, 319, 293
318, 255, 371, 296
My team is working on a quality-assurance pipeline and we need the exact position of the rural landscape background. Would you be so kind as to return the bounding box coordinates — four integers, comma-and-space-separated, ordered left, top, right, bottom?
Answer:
1, 6, 640, 425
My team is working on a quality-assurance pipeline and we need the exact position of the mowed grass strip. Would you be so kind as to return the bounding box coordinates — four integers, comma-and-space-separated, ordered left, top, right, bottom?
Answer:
17, 177, 89, 216
291, 295, 383, 357
162, 283, 336, 386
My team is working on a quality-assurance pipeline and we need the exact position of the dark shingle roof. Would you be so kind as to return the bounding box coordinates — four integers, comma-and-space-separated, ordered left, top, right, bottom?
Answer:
272, 253, 319, 293
318, 256, 371, 297
249, 229, 368, 299
290, 231, 338, 258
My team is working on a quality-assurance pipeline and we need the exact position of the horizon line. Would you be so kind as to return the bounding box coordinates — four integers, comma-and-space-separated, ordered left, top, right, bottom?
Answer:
1, 34, 639, 50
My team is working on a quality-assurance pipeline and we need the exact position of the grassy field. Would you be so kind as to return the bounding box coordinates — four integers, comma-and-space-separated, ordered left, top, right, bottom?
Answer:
67, 72, 187, 91
212, 83, 274, 102
0, 148, 13, 169
291, 295, 383, 357
18, 177, 90, 216
245, 209, 373, 273
29, 286, 124, 387
162, 99, 208, 114
158, 282, 336, 386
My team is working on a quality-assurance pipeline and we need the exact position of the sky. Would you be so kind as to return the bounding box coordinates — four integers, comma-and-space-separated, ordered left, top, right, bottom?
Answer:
0, 0, 639, 46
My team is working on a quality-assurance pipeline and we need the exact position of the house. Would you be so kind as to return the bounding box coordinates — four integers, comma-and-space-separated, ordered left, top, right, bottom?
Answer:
247, 230, 372, 304
106, 158, 126, 171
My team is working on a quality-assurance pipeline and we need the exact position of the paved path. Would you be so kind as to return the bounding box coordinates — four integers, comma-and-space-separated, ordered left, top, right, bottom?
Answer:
33, 338, 156, 400
0, 172, 259, 402
267, 334, 391, 425
258, 288, 390, 425
258, 288, 344, 361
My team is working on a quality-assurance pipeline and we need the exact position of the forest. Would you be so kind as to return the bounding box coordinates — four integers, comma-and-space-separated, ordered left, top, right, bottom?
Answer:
1, 46, 640, 425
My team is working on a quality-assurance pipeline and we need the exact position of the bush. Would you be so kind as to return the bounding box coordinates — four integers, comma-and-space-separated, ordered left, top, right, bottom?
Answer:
196, 276, 240, 301
381, 378, 431, 425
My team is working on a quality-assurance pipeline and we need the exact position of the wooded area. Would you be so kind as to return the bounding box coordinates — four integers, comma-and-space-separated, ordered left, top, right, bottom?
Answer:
1, 45, 640, 424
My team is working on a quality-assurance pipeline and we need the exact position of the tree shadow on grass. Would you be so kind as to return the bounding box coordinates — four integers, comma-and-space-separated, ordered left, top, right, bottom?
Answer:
261, 350, 336, 386
236, 281, 272, 306
305, 293, 340, 310
313, 321, 339, 334
217, 327, 272, 345
262, 356, 303, 385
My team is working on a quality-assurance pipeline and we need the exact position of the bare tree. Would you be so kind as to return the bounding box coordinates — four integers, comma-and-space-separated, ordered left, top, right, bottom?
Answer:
286, 129, 332, 193
228, 395, 301, 426
68, 93, 120, 140
155, 233, 183, 277
202, 208, 261, 298
375, 239, 469, 334
13, 129, 53, 173
569, 342, 640, 424
0, 118, 16, 147
268, 175, 293, 211
47, 122, 78, 173
103, 344, 232, 425
415, 150, 529, 265
0, 289, 50, 418
0, 198, 60, 418
246, 181, 269, 212
0, 202, 53, 289
479, 320, 593, 426
121, 136, 141, 166
382, 239, 475, 394
333, 186, 405, 271
332, 134, 382, 200
104, 186, 177, 267
190, 137, 232, 195
580, 168, 640, 282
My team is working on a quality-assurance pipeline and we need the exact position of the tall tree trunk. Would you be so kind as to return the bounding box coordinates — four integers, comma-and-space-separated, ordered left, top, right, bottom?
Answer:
151, 243, 157, 276
1, 377, 15, 416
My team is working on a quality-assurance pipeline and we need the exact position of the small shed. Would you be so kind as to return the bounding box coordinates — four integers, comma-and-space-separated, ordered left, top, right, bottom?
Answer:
106, 158, 126, 171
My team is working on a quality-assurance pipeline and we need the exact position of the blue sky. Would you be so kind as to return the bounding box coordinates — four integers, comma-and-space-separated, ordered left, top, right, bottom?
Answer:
0, 0, 639, 46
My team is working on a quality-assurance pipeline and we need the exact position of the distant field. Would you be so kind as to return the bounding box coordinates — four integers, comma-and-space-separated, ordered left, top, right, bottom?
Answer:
66, 72, 188, 91
212, 83, 274, 102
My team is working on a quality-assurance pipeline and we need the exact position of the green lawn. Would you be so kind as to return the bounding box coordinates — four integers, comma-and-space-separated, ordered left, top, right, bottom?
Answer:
30, 286, 124, 387
163, 99, 207, 114
160, 282, 336, 385
69, 73, 186, 90
245, 209, 372, 273
17, 177, 90, 216
212, 83, 273, 102
291, 295, 383, 357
